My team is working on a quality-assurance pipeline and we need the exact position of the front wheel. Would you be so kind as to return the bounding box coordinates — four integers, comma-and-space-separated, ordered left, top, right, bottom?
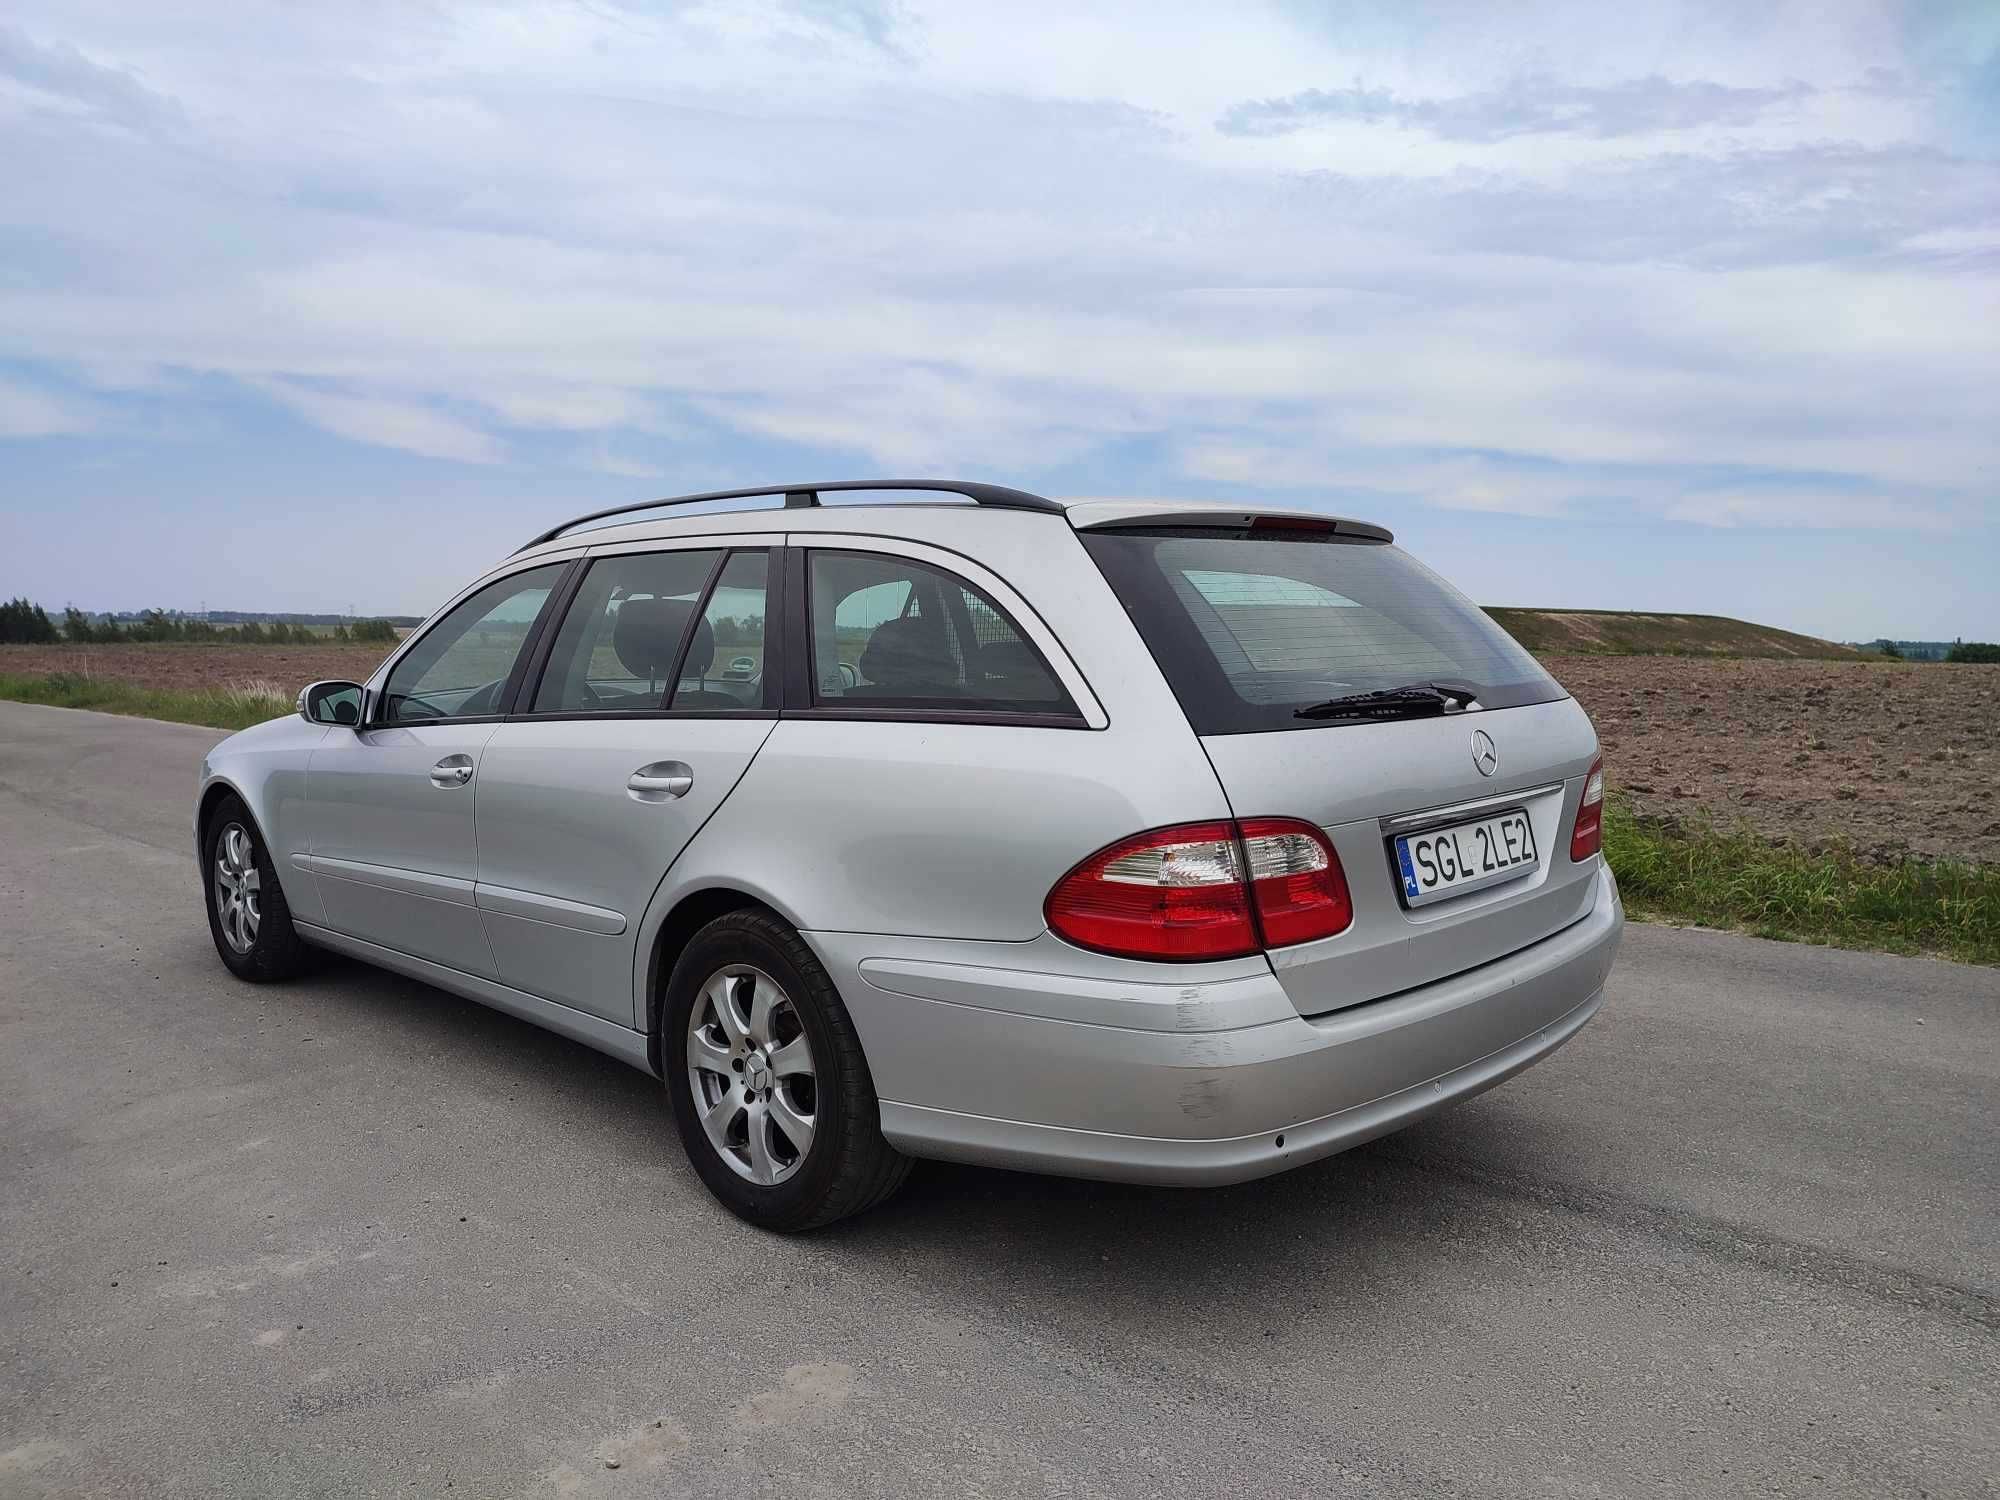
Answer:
663, 910, 909, 1231
202, 795, 311, 981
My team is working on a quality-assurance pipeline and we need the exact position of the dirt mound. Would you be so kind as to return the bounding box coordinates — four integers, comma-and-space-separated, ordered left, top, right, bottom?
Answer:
1489, 609, 1869, 660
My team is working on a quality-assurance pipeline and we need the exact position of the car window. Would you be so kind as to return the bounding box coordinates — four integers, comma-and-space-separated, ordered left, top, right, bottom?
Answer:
670, 550, 771, 711
530, 550, 722, 713
379, 563, 567, 723
1081, 528, 1563, 733
808, 550, 1074, 715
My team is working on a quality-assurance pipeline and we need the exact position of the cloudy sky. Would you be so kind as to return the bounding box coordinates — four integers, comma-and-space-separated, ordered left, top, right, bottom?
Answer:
2, 1, 1995, 639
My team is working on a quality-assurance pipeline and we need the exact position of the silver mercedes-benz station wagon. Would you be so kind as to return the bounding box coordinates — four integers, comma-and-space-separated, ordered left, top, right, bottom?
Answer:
196, 480, 1623, 1229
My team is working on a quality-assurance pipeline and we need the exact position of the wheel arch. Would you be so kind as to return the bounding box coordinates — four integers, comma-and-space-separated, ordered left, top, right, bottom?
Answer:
195, 776, 252, 856
196, 771, 313, 922
643, 886, 791, 1077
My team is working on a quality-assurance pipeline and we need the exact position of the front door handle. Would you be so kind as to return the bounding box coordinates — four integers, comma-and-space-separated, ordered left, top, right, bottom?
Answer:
430, 754, 475, 788
628, 761, 693, 801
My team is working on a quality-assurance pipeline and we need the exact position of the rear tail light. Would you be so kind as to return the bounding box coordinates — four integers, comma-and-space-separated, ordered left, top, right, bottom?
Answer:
1239, 817, 1353, 947
1570, 754, 1605, 861
1045, 818, 1351, 961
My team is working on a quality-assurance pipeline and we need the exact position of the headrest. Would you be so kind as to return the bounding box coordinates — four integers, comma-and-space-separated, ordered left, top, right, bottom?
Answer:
978, 639, 1043, 684
613, 596, 713, 682
858, 616, 958, 692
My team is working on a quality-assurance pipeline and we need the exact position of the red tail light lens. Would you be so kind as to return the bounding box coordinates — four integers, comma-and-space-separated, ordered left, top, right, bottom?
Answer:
1570, 754, 1605, 861
1045, 822, 1255, 959
1239, 817, 1353, 946
1045, 818, 1351, 960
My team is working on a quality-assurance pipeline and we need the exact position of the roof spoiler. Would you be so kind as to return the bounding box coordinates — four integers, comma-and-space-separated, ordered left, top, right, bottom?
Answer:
1063, 500, 1393, 543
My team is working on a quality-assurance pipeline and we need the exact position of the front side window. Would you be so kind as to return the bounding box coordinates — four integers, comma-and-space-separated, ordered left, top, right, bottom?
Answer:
379, 563, 566, 722
807, 550, 1074, 716
530, 547, 774, 714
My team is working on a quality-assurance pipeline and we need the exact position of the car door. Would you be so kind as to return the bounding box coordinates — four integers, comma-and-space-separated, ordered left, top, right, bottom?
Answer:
304, 560, 572, 976
472, 539, 781, 1023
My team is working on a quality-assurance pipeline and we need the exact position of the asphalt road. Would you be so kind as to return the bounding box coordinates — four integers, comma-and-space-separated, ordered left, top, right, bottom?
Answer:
1, 700, 1994, 1499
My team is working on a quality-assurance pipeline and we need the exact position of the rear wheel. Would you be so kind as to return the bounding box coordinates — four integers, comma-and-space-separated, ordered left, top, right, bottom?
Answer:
664, 909, 909, 1231
202, 795, 311, 981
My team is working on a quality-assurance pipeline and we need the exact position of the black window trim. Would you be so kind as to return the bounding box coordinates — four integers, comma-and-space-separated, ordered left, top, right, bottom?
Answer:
782, 543, 1089, 729
504, 542, 785, 723
364, 557, 583, 730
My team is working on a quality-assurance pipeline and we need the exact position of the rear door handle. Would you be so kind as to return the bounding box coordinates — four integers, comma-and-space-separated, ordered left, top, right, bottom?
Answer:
430, 754, 474, 788
628, 761, 693, 801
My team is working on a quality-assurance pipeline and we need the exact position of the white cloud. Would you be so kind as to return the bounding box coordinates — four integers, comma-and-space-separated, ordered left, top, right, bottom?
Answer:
256, 380, 503, 465
0, 0, 1993, 550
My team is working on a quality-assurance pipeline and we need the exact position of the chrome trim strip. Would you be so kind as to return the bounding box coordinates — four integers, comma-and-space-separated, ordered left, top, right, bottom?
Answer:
1378, 780, 1564, 837
304, 854, 479, 908
475, 882, 628, 936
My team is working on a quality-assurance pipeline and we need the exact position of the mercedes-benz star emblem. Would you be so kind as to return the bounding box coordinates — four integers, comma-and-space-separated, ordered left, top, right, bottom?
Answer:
1470, 729, 1498, 777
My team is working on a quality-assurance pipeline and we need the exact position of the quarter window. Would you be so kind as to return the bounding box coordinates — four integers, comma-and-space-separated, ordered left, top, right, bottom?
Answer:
379, 564, 566, 723
807, 551, 1073, 716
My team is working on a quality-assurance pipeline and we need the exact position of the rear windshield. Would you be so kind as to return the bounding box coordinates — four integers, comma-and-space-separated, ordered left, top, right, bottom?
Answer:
1081, 527, 1564, 734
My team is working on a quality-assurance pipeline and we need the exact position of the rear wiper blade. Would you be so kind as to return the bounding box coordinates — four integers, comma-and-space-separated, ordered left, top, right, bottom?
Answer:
1293, 681, 1481, 721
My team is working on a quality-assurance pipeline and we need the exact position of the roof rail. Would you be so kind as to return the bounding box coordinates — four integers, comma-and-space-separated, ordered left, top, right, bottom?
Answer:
517, 479, 1063, 553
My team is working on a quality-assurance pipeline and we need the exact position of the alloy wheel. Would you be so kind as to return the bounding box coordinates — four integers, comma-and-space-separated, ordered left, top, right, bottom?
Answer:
213, 822, 262, 955
685, 965, 818, 1185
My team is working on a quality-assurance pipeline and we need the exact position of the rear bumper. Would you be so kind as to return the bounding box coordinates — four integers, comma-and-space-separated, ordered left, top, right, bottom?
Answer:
814, 864, 1623, 1186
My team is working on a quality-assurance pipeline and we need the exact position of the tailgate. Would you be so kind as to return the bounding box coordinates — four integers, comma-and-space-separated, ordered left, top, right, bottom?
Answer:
1202, 698, 1603, 1015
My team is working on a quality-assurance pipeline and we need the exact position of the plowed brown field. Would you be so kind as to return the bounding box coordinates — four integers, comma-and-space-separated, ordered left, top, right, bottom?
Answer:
0, 642, 392, 691
1549, 654, 2000, 865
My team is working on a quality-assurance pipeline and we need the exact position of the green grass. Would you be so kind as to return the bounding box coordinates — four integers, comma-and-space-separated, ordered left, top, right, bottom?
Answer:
0, 672, 294, 732
1604, 799, 1999, 966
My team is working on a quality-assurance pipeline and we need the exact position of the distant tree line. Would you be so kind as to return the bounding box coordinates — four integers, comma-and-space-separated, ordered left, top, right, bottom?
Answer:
708, 613, 764, 647
1875, 639, 2000, 664
1, 599, 59, 643
0, 598, 399, 646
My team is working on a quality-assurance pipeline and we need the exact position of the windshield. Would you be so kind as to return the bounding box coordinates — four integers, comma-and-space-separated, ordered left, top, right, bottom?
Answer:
1081, 527, 1564, 734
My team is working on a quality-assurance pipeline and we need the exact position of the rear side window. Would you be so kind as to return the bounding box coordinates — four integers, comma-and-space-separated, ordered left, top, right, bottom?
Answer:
530, 547, 780, 714
807, 550, 1075, 717
1082, 528, 1563, 734
531, 550, 723, 713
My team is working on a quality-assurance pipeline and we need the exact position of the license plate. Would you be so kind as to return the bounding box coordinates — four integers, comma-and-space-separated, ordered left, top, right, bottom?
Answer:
1394, 809, 1537, 908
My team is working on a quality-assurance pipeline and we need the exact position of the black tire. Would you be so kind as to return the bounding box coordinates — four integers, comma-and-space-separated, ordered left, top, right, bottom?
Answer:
663, 909, 910, 1231
201, 794, 312, 982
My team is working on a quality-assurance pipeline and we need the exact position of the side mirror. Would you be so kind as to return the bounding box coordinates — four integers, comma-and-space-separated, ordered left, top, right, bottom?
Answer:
299, 680, 364, 727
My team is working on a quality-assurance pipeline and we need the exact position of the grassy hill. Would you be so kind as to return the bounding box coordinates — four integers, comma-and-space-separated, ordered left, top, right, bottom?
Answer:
1484, 608, 1873, 660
